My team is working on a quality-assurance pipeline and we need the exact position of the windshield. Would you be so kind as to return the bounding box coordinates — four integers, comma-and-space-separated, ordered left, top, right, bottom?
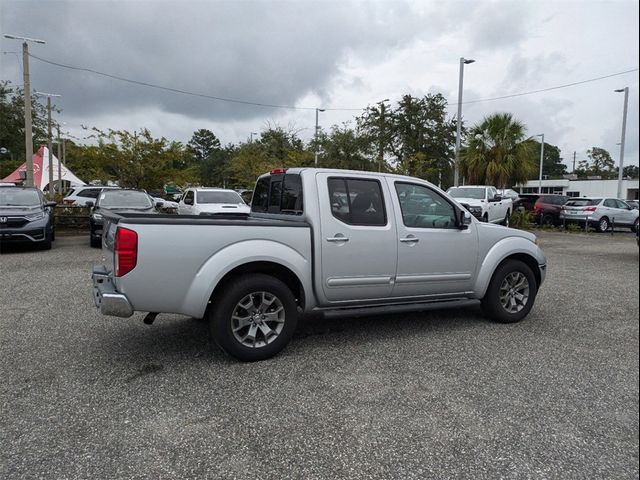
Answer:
447, 187, 486, 200
197, 191, 244, 204
98, 190, 153, 208
565, 198, 601, 207
0, 188, 41, 206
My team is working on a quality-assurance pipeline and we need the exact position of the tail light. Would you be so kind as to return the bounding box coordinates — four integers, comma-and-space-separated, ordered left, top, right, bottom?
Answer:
114, 227, 138, 277
63, 199, 75, 205
582, 206, 597, 212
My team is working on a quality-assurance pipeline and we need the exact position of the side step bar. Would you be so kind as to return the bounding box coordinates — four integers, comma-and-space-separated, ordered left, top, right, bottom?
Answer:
320, 299, 480, 319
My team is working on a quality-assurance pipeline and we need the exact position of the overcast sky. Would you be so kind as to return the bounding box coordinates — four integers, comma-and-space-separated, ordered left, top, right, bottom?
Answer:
1, 0, 638, 171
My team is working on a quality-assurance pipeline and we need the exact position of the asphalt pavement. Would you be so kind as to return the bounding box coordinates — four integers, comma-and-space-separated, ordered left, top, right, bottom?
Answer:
1, 231, 638, 479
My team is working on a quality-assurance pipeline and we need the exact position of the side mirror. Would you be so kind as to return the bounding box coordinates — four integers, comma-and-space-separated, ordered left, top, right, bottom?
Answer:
491, 195, 502, 202
459, 209, 472, 229
85, 200, 95, 207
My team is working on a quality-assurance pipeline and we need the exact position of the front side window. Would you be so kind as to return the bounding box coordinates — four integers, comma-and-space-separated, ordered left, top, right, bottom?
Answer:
604, 199, 618, 208
395, 183, 457, 229
328, 178, 386, 226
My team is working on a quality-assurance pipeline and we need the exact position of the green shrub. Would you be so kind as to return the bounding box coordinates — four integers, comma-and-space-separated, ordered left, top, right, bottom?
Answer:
509, 209, 532, 229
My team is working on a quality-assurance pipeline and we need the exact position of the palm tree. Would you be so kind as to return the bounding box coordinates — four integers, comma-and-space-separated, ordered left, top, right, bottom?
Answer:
460, 113, 537, 187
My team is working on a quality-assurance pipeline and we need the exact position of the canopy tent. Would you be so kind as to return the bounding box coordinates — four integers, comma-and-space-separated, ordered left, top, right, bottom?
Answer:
1, 146, 86, 192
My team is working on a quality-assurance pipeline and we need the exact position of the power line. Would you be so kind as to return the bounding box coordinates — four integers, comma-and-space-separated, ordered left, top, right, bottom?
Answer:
26, 52, 638, 112
462, 68, 639, 105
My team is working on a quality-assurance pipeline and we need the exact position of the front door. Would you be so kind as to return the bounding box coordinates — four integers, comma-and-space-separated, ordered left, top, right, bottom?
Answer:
388, 180, 479, 299
318, 173, 398, 303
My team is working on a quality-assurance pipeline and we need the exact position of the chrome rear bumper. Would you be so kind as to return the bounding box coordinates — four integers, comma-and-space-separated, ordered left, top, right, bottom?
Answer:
92, 265, 134, 317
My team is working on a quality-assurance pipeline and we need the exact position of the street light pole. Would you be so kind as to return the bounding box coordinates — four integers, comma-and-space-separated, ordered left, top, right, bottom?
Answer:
4, 34, 46, 187
376, 99, 390, 172
454, 57, 475, 187
536, 133, 545, 194
614, 87, 629, 199
35, 91, 61, 199
249, 132, 258, 143
314, 108, 325, 167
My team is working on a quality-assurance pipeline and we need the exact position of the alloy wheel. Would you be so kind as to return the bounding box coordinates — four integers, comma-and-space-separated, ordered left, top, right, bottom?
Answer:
231, 292, 285, 348
499, 272, 530, 314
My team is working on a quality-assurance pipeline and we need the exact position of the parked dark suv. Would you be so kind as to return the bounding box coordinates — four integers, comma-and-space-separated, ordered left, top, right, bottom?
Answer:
517, 194, 569, 225
0, 186, 56, 250
88, 189, 160, 247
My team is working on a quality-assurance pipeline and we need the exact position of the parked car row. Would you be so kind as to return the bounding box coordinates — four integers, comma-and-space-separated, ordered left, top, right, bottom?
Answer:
513, 193, 639, 233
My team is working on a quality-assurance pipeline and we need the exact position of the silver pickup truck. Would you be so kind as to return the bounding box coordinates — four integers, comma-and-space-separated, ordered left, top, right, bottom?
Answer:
92, 168, 546, 361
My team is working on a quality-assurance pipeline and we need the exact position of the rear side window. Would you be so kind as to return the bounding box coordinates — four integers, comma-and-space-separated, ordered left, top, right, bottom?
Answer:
328, 177, 386, 226
80, 188, 101, 199
566, 198, 601, 207
603, 199, 617, 208
251, 173, 303, 215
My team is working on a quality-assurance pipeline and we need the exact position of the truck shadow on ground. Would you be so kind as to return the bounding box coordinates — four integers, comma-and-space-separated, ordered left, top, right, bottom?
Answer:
99, 306, 488, 366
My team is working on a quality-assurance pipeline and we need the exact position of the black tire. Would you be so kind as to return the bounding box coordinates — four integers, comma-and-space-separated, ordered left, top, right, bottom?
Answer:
481, 259, 537, 324
90, 233, 101, 248
208, 273, 299, 361
482, 213, 489, 223
596, 216, 609, 233
541, 214, 554, 226
632, 218, 639, 233
502, 210, 511, 227
40, 232, 52, 250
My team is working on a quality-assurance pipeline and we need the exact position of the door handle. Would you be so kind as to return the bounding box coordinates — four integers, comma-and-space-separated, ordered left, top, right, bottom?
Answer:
326, 236, 349, 243
400, 236, 419, 243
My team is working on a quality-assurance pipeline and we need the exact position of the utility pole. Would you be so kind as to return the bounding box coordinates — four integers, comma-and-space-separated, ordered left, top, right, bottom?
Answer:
56, 123, 62, 196
62, 135, 67, 194
4, 34, 46, 187
36, 91, 61, 199
249, 132, 257, 143
314, 108, 325, 167
572, 151, 576, 173
614, 87, 629, 199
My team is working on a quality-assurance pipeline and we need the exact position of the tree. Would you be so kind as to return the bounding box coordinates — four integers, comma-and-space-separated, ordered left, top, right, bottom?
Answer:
575, 147, 616, 179
82, 128, 197, 190
530, 140, 567, 179
460, 113, 537, 187
187, 129, 221, 163
623, 165, 639, 178
0, 80, 50, 177
356, 94, 457, 185
316, 123, 375, 171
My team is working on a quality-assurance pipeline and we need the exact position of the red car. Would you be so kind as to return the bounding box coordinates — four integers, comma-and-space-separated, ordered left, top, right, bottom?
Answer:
517, 194, 569, 225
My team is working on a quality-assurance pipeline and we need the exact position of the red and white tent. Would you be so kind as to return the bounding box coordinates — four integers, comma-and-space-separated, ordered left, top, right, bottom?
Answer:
1, 145, 86, 191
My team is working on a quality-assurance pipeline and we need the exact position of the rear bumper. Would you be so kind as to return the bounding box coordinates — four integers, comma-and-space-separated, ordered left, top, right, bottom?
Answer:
92, 265, 134, 317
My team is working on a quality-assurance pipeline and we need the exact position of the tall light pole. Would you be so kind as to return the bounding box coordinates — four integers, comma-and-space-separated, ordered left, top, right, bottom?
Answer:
35, 91, 61, 198
376, 99, 390, 172
535, 133, 545, 194
614, 88, 629, 199
454, 57, 475, 187
3, 34, 46, 187
249, 132, 258, 143
314, 108, 325, 167
56, 121, 66, 195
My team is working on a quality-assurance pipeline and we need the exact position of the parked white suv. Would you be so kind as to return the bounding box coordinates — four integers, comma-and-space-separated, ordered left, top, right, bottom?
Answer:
177, 188, 250, 216
560, 197, 639, 232
63, 186, 119, 206
447, 186, 513, 225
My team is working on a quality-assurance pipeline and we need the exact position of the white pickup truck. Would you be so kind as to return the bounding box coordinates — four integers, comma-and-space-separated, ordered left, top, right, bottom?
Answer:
447, 186, 513, 226
92, 169, 546, 361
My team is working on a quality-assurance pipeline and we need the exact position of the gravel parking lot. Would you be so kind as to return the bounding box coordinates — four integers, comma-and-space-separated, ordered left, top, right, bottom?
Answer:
1, 231, 638, 479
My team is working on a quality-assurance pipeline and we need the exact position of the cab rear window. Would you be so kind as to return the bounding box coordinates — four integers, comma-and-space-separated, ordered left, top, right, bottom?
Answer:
251, 173, 303, 215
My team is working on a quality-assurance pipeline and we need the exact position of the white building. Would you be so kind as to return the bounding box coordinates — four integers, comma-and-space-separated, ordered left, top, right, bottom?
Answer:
514, 178, 639, 200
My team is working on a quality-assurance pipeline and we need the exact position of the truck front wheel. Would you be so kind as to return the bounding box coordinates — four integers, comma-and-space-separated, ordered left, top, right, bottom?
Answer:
208, 274, 299, 361
481, 259, 537, 323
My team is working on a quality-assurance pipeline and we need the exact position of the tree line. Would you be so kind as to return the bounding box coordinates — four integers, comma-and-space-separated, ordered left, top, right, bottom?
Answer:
1, 79, 634, 192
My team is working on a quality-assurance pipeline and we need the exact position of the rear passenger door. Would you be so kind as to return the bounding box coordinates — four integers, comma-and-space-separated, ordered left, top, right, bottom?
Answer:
317, 173, 398, 303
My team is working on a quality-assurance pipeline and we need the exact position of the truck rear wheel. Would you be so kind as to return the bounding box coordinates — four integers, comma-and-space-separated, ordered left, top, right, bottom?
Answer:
481, 259, 537, 323
208, 273, 299, 361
